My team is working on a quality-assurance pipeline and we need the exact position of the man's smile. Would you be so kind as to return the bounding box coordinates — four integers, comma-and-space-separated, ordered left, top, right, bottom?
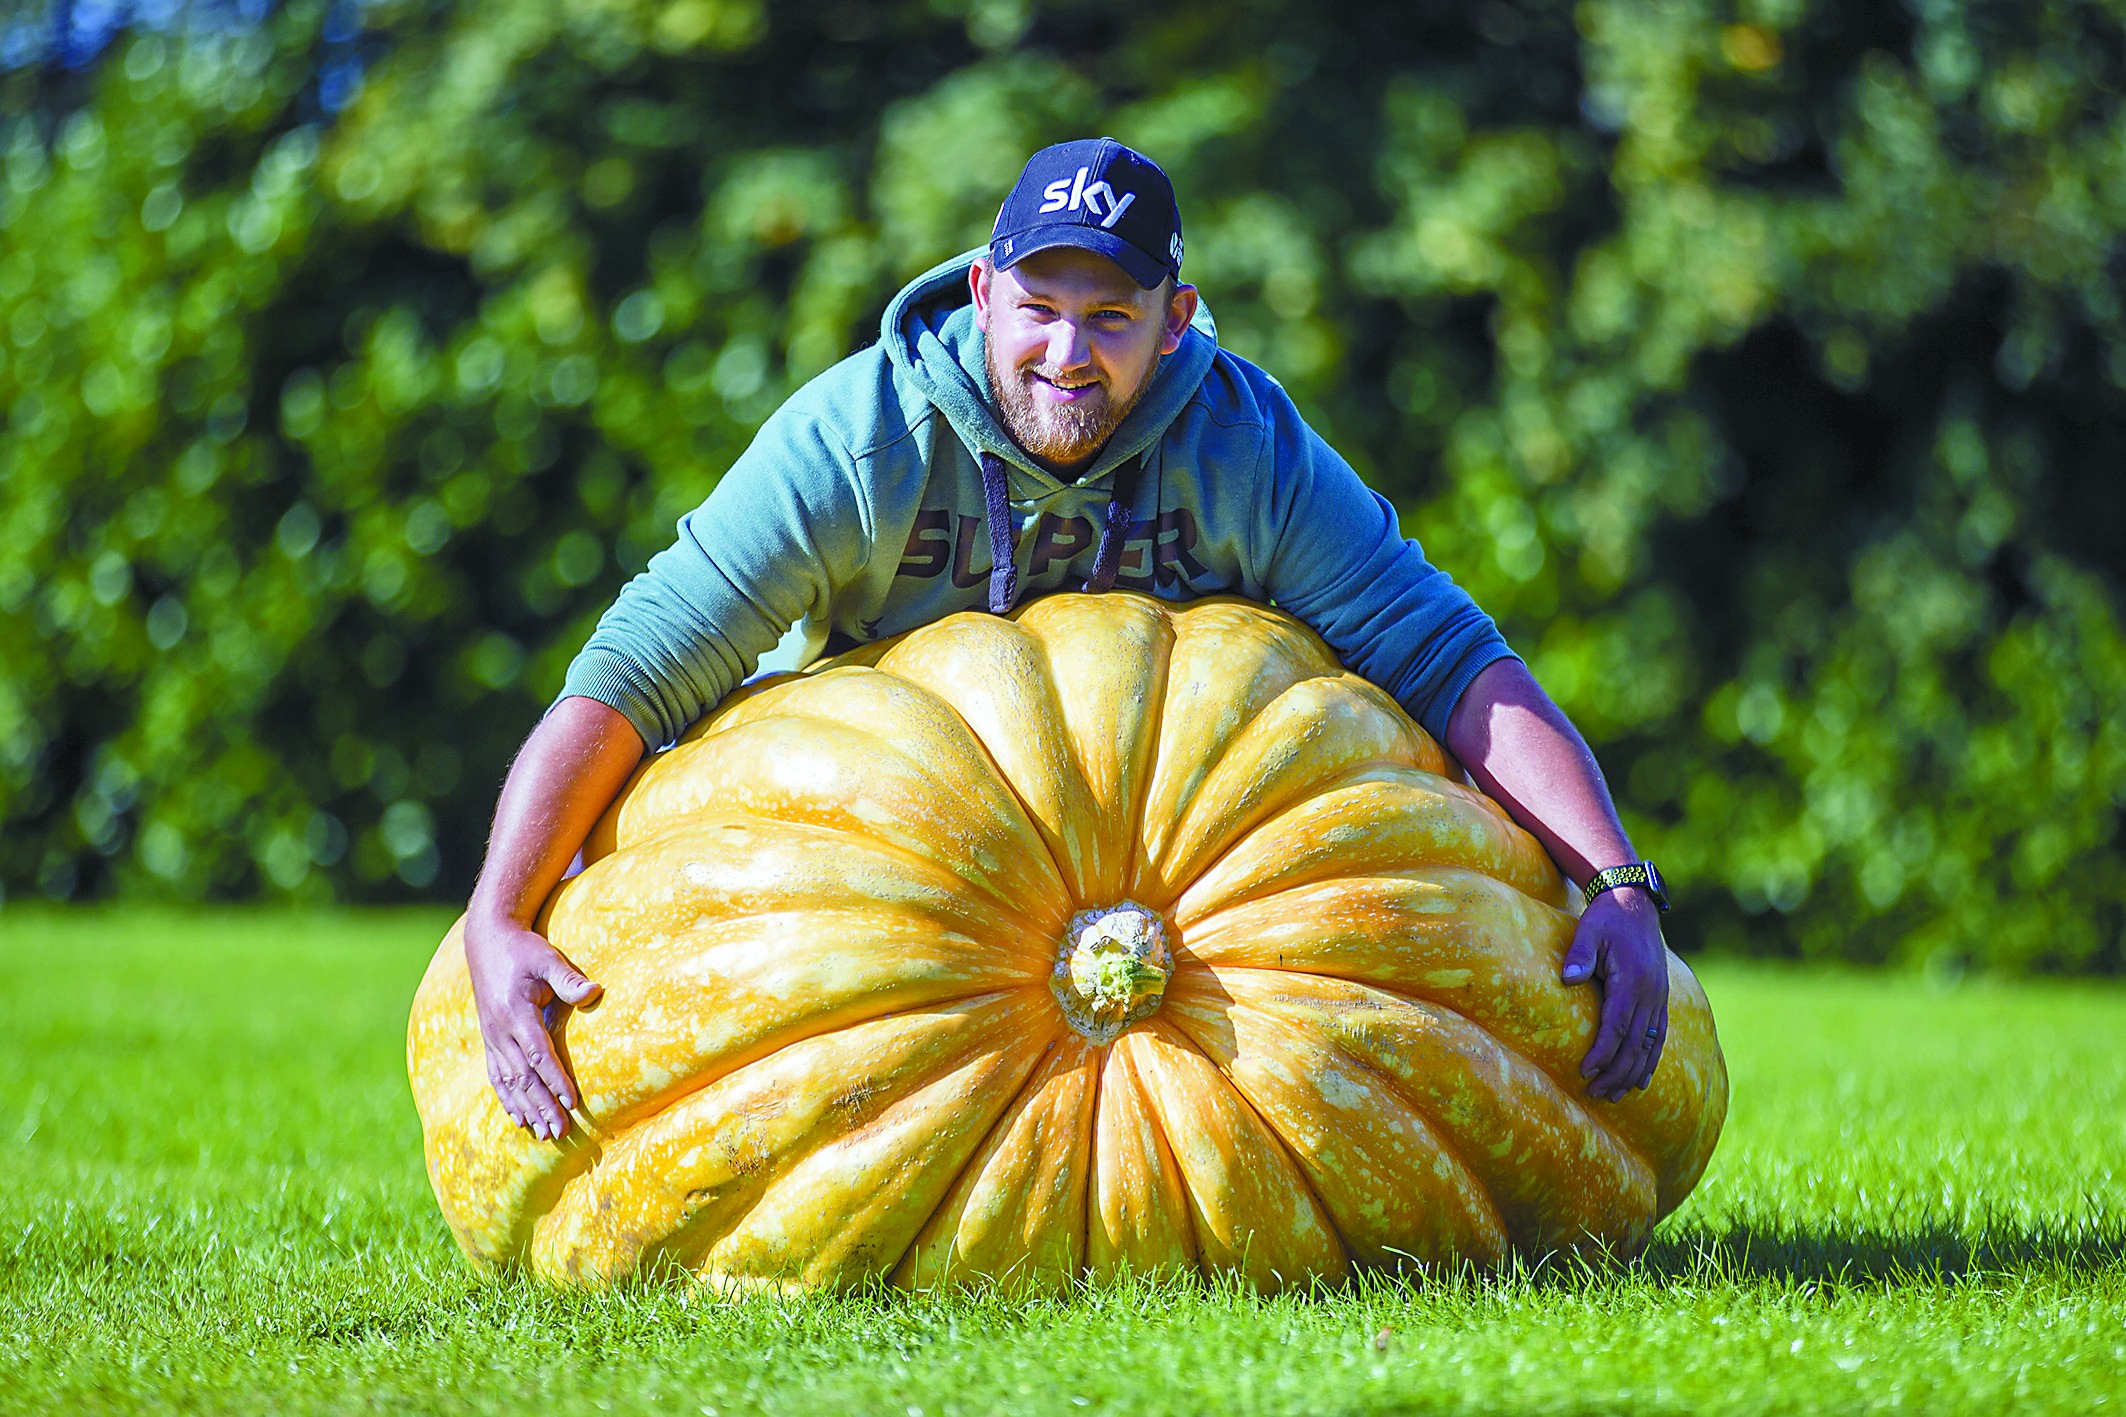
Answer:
1031, 370, 1102, 402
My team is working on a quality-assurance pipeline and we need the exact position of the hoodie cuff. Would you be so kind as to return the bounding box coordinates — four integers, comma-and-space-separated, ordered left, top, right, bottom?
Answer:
1407, 641, 1522, 749
551, 648, 673, 752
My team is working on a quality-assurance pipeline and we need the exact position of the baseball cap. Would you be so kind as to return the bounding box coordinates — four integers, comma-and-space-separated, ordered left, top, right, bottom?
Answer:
989, 138, 1183, 290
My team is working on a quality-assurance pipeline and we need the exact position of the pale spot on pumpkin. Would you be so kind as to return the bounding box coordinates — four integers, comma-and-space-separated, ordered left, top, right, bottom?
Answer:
1314, 1068, 1371, 1111
1425, 969, 1474, 989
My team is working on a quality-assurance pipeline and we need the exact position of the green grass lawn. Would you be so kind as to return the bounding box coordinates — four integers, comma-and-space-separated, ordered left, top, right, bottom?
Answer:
1, 909, 2120, 1415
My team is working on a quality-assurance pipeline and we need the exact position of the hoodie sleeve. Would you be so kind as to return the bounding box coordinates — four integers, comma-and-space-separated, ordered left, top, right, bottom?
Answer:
553, 408, 873, 749
1249, 384, 1517, 745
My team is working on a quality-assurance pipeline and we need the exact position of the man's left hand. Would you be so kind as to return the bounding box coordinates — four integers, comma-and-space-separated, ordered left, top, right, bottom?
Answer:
1560, 886, 1669, 1102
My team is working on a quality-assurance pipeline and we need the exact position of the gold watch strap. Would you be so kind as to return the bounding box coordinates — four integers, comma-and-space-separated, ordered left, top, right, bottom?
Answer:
1586, 862, 1666, 910
1585, 863, 1649, 895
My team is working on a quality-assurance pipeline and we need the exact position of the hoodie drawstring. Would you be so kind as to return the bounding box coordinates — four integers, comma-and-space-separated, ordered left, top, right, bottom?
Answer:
978, 452, 1020, 614
979, 449, 1146, 615
1083, 452, 1141, 593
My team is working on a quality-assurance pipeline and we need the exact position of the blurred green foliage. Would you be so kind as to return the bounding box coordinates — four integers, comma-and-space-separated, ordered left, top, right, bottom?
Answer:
1, 0, 2120, 970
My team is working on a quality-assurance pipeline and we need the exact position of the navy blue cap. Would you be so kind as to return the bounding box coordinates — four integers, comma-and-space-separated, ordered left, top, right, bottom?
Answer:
990, 138, 1182, 290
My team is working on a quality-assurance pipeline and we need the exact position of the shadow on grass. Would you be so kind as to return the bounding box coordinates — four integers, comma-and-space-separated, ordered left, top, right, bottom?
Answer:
1639, 1214, 2126, 1287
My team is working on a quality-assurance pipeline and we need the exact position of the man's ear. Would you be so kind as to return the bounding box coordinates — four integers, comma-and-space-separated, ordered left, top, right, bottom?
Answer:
970, 259, 992, 330
1161, 283, 1201, 356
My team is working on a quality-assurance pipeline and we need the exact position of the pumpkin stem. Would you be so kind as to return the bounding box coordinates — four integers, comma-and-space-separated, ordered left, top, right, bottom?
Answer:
1051, 902, 1171, 1044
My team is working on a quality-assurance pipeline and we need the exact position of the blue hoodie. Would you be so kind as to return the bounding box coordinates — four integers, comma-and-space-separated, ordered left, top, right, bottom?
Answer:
557, 249, 1517, 749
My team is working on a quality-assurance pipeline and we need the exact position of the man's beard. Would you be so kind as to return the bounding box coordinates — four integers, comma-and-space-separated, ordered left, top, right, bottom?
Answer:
986, 340, 1156, 471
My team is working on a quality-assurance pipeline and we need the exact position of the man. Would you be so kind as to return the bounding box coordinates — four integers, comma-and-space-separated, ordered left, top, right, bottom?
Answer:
465, 139, 1672, 1142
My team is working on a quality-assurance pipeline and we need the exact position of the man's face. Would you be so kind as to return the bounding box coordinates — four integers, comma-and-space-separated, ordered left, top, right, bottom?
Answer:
972, 247, 1198, 475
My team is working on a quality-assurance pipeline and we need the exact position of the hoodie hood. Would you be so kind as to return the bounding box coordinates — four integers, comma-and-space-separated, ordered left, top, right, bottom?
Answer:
880, 247, 1220, 492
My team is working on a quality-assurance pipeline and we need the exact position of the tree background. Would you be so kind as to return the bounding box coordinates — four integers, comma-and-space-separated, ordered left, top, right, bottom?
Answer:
2, 0, 2121, 971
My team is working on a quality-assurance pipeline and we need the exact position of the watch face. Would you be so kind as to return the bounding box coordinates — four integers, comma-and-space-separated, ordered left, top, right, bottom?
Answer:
1644, 860, 1668, 906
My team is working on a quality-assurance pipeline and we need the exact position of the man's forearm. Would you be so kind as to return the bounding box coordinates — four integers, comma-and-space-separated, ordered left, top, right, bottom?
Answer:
1442, 658, 1633, 886
468, 694, 647, 928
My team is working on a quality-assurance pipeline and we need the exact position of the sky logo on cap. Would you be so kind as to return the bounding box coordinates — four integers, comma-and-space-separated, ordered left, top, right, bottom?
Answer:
1036, 167, 1138, 229
990, 137, 1183, 290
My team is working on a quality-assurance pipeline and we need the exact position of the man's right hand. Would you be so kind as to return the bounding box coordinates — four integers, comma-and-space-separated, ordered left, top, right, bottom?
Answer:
464, 910, 602, 1141
461, 694, 643, 1142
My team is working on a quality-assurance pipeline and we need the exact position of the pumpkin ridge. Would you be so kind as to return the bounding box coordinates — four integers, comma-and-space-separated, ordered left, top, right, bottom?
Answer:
1150, 670, 1464, 911
1002, 625, 1093, 900
589, 976, 1053, 1160
1138, 869, 1705, 1192
541, 988, 1056, 1286
890, 1030, 1076, 1290
503, 976, 1032, 1273
1359, 970, 1682, 1208
1161, 749, 1436, 928
1135, 1017, 1354, 1283
1148, 1010, 1363, 1271
1074, 1035, 1109, 1282
763, 713, 1065, 907
1183, 966, 1656, 1253
1130, 603, 1339, 902
1650, 956, 1729, 1215
1133, 667, 1343, 903
526, 980, 1054, 1275
604, 673, 1074, 925
854, 627, 1090, 920
1182, 863, 1574, 949
692, 995, 1061, 1289
520, 859, 1059, 1147
872, 1029, 1069, 1291
1172, 765, 1569, 926
602, 810, 1069, 950
1365, 983, 1660, 1212
1008, 592, 1176, 905
1176, 868, 1579, 1012
1171, 900, 1623, 1159
1090, 1031, 1200, 1277
1157, 984, 1506, 1267
1315, 1028, 1516, 1252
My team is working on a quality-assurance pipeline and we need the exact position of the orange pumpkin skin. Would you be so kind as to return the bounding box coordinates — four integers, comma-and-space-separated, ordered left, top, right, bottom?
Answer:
407, 592, 1727, 1293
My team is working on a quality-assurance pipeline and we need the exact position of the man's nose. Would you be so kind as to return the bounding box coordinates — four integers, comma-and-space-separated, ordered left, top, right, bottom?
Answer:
1046, 321, 1092, 373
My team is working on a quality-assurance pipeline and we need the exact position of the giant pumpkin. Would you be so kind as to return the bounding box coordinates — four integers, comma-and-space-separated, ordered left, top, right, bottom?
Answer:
407, 592, 1727, 1292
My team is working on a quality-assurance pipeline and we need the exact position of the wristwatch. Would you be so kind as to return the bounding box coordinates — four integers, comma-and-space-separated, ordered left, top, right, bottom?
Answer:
1584, 860, 1669, 912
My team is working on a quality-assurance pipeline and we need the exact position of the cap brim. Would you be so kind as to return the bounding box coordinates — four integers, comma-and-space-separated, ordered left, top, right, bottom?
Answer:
992, 225, 1169, 289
